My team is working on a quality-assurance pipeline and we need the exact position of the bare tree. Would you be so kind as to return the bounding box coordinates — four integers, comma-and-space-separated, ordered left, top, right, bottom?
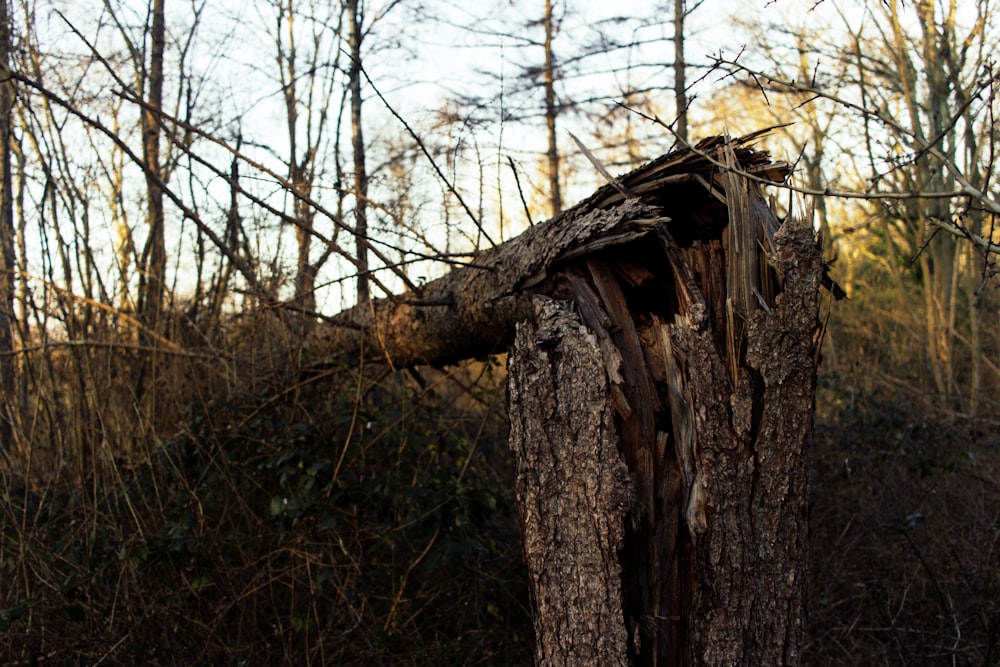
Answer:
271, 0, 344, 331
715, 0, 1000, 411
346, 0, 370, 303
672, 0, 687, 143
542, 0, 562, 215
136, 0, 166, 343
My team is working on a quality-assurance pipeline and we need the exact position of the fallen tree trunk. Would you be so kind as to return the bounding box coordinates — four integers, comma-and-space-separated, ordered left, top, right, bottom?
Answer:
307, 135, 790, 369
309, 135, 831, 666
309, 197, 663, 367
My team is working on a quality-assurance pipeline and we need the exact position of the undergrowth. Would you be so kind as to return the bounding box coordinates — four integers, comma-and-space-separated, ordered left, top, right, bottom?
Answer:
807, 381, 1000, 666
2, 314, 998, 665
1, 357, 532, 665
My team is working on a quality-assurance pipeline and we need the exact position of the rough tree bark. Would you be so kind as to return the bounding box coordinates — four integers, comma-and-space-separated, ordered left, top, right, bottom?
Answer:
309, 195, 661, 368
309, 135, 829, 666
308, 137, 788, 367
508, 297, 633, 666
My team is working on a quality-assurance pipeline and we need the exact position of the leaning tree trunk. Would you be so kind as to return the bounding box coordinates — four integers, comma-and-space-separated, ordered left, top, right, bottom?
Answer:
309, 134, 832, 666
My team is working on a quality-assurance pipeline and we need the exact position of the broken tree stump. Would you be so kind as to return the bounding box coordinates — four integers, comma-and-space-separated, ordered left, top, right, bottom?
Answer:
310, 134, 834, 666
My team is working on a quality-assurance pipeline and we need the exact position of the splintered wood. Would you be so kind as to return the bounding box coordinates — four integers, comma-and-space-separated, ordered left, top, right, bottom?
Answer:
506, 135, 826, 666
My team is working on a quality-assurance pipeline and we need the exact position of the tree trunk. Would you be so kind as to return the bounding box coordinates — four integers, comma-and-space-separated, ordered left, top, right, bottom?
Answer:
0, 0, 16, 450
310, 136, 826, 665
348, 0, 370, 303
543, 0, 562, 216
308, 136, 790, 368
673, 0, 688, 144
308, 195, 659, 368
136, 0, 166, 402
508, 296, 633, 666
680, 214, 818, 665
506, 177, 820, 665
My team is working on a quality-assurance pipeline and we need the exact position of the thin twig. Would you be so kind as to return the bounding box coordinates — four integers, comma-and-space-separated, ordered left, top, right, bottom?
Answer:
352, 54, 497, 248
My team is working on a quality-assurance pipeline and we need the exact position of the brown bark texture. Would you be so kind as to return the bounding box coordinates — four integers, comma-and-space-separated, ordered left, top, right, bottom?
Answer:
670, 212, 820, 666
307, 136, 787, 370
310, 134, 830, 666
508, 296, 633, 666
308, 196, 662, 368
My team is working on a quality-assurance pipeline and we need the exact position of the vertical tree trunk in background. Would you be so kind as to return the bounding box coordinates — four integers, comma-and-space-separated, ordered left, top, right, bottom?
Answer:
277, 0, 308, 316
916, 0, 958, 403
110, 110, 137, 309
543, 0, 561, 216
136, 0, 166, 399
672, 0, 687, 144
209, 136, 242, 325
885, 0, 960, 404
966, 244, 983, 415
275, 0, 340, 334
0, 0, 17, 450
348, 0, 369, 303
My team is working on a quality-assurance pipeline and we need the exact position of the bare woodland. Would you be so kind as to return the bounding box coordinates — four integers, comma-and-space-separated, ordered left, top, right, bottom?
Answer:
1, 0, 999, 665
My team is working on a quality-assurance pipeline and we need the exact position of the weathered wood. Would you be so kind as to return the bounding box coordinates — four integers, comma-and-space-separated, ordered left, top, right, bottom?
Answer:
307, 136, 790, 369
309, 135, 830, 667
654, 214, 818, 666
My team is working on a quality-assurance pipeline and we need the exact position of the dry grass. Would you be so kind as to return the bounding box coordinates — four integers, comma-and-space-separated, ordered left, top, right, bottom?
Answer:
806, 382, 1000, 666
0, 309, 532, 665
